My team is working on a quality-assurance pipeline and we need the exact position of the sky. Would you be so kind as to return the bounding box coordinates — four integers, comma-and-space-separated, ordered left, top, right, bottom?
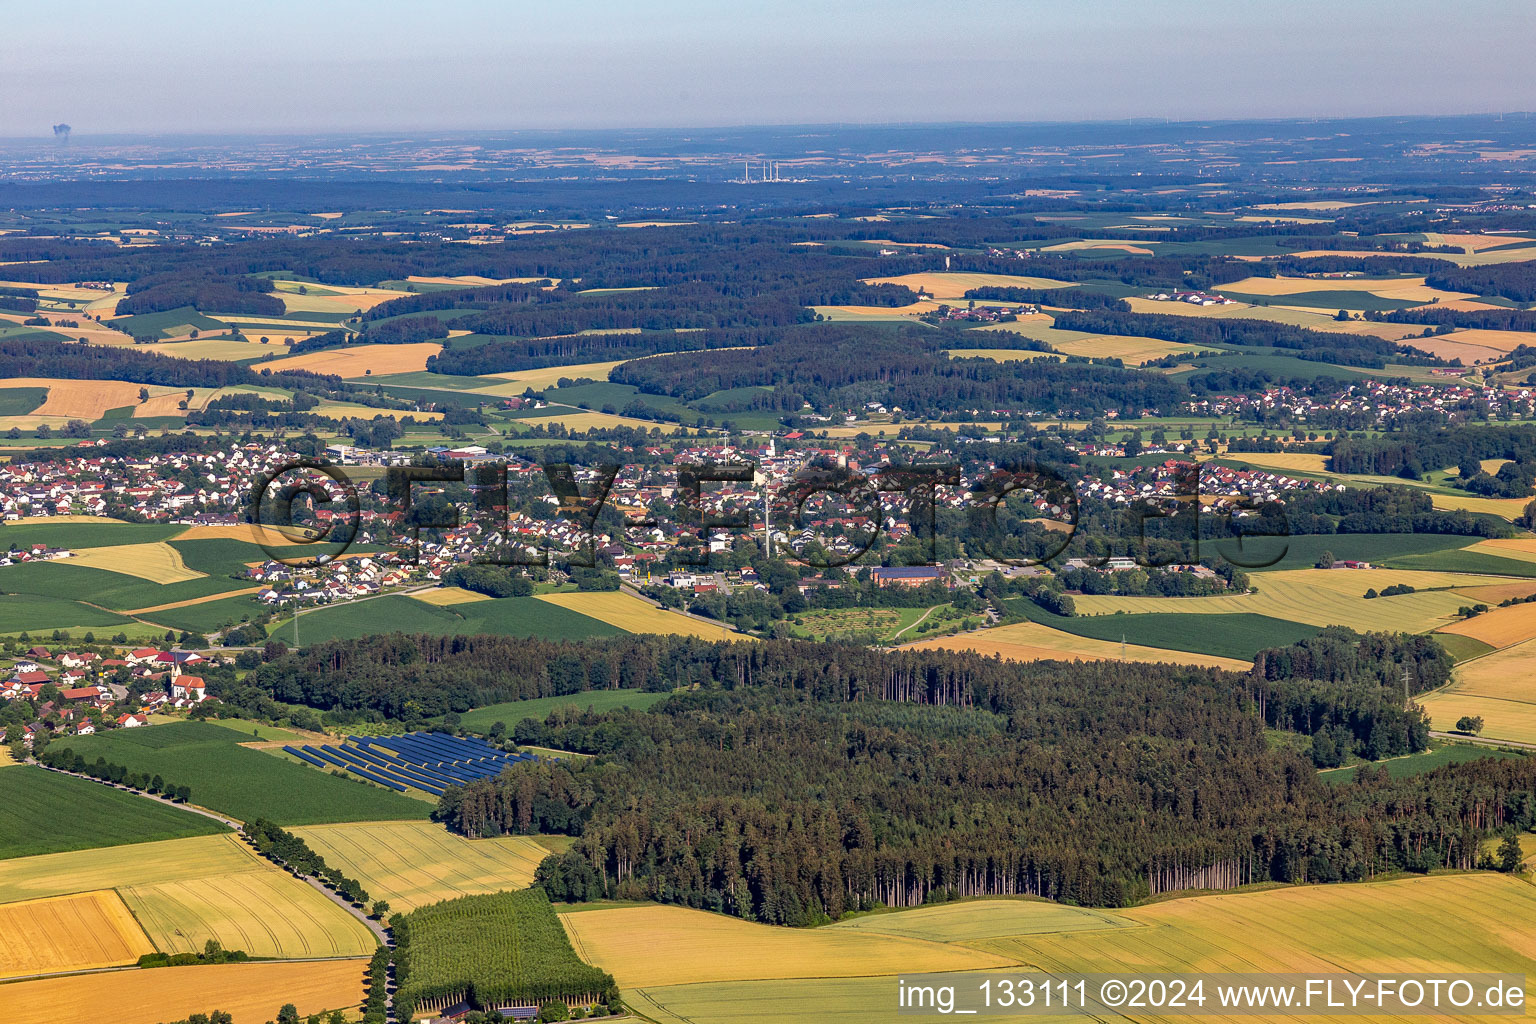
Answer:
1, 0, 1532, 136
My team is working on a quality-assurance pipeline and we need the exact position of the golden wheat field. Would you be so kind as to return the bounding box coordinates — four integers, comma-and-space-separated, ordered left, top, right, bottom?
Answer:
260, 342, 445, 377
483, 359, 628, 392
1070, 568, 1521, 634
2, 378, 143, 418
605, 874, 1536, 1024
1218, 274, 1476, 304
411, 586, 494, 607
1218, 450, 1329, 473
904, 620, 1251, 671
1439, 599, 1536, 648
970, 317, 1205, 362
536, 590, 749, 638
0, 834, 376, 959
65, 541, 204, 583
0, 890, 156, 979
1420, 638, 1536, 743
290, 821, 548, 912
4, 959, 368, 1024
172, 522, 318, 544
1429, 491, 1534, 520
862, 272, 1075, 299
559, 904, 1011, 989
1039, 239, 1156, 255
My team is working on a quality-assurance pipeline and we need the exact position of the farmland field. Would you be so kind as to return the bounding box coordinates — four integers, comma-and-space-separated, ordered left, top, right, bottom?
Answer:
289, 593, 622, 644
618, 874, 1536, 1024
535, 590, 749, 638
452, 689, 669, 732
411, 585, 494, 606
0, 832, 378, 958
4, 959, 367, 1024
1438, 601, 1536, 647
862, 272, 1076, 298
52, 721, 431, 825
64, 541, 203, 582
0, 766, 227, 858
558, 904, 1011, 989
905, 619, 1254, 670
1320, 742, 1522, 784
260, 342, 445, 376
827, 899, 1130, 942
970, 318, 1207, 362
0, 890, 155, 979
1420, 638, 1536, 743
1069, 568, 1524, 633
1005, 599, 1315, 660
291, 820, 549, 912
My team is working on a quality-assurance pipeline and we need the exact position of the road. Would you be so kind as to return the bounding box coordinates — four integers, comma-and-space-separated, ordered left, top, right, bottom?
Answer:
890, 604, 942, 640
1428, 731, 1536, 752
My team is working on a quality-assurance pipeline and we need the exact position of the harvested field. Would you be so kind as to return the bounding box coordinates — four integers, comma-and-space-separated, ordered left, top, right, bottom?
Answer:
411, 586, 494, 606
558, 904, 1010, 989
862, 272, 1075, 299
4, 959, 367, 1024
65, 542, 203, 583
1039, 239, 1156, 255
290, 821, 549, 912
483, 359, 627, 391
173, 523, 318, 544
905, 620, 1250, 670
0, 890, 155, 979
536, 590, 748, 638
260, 342, 444, 377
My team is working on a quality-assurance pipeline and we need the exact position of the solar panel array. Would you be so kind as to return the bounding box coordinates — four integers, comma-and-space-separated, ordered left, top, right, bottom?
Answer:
284, 732, 536, 795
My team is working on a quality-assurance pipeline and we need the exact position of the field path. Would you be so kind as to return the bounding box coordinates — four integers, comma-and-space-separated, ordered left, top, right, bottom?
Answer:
1428, 731, 1536, 752
31, 762, 242, 829
127, 587, 263, 615
890, 605, 942, 640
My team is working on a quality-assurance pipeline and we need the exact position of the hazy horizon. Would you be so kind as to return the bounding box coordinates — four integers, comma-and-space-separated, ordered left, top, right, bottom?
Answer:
3, 0, 1533, 136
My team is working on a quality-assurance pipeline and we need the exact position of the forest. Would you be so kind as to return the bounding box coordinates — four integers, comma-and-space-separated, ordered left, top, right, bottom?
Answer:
0, 336, 337, 390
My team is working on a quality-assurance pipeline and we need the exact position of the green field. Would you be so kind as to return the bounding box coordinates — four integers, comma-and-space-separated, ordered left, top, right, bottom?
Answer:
1216, 289, 1418, 311
52, 721, 431, 825
288, 593, 623, 644
0, 386, 48, 415
1379, 548, 1536, 577
1321, 742, 1525, 784
1240, 532, 1476, 572
137, 593, 266, 634
452, 689, 669, 733
0, 765, 227, 858
0, 522, 185, 549
0, 594, 132, 633
109, 307, 228, 338
1004, 599, 1315, 661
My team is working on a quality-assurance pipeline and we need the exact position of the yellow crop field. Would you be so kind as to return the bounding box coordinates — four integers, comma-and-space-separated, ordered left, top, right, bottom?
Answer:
5, 959, 367, 1024
66, 541, 204, 583
810, 301, 941, 321
0, 890, 155, 979
609, 874, 1536, 1024
1, 378, 141, 418
173, 523, 317, 544
278, 284, 408, 315
11, 514, 126, 525
0, 834, 376, 959
905, 620, 1250, 671
1071, 568, 1520, 634
970, 317, 1204, 362
945, 348, 1060, 363
290, 821, 548, 912
1039, 239, 1156, 255
1440, 599, 1536, 648
1219, 450, 1329, 473
140, 339, 279, 361
559, 904, 1010, 989
1121, 297, 1423, 340
1218, 274, 1476, 304
261, 342, 445, 377
862, 272, 1075, 299
513, 409, 688, 433
309, 400, 442, 421
536, 590, 750, 638
411, 586, 494, 606
1429, 491, 1533, 520
1421, 638, 1536, 743
1424, 232, 1536, 252
1469, 537, 1536, 563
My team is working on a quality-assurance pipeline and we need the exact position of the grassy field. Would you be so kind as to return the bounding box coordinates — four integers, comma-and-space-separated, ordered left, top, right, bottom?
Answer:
904, 619, 1251, 670
828, 899, 1130, 942
559, 904, 1011, 989
0, 832, 377, 959
288, 593, 623, 644
535, 590, 748, 638
52, 721, 431, 825
1420, 638, 1536, 743
453, 689, 669, 733
0, 889, 155, 979
1005, 599, 1315, 660
1070, 568, 1523, 634
5, 959, 367, 1024
1320, 742, 1524, 784
291, 821, 549, 912
785, 605, 947, 644
618, 874, 1536, 1024
0, 766, 227, 858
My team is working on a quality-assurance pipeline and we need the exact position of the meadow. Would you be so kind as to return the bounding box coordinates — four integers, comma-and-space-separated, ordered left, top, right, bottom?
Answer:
0, 832, 377, 960
0, 889, 155, 979
451, 689, 669, 733
288, 593, 623, 644
5, 959, 367, 1024
1320, 742, 1522, 784
0, 766, 227, 858
1004, 600, 1315, 661
614, 874, 1536, 1024
52, 721, 431, 825
291, 820, 550, 912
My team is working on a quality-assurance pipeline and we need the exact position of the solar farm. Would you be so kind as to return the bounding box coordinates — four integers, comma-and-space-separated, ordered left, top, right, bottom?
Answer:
285, 733, 537, 795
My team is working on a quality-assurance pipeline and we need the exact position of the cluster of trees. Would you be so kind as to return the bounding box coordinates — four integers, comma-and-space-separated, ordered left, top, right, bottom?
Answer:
0, 285, 38, 313
292, 315, 450, 354
363, 947, 390, 1024
1327, 423, 1536, 483
434, 759, 596, 836
440, 564, 536, 598
1369, 306, 1536, 332
0, 336, 336, 391
138, 939, 250, 969
243, 819, 375, 910
38, 748, 192, 803
1056, 563, 1247, 598
962, 285, 1130, 310
1425, 259, 1536, 303
607, 325, 1186, 419
116, 272, 284, 316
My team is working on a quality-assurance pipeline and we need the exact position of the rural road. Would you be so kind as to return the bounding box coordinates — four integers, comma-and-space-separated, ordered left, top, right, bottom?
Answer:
301, 873, 392, 947
890, 604, 942, 639
1428, 731, 1536, 752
